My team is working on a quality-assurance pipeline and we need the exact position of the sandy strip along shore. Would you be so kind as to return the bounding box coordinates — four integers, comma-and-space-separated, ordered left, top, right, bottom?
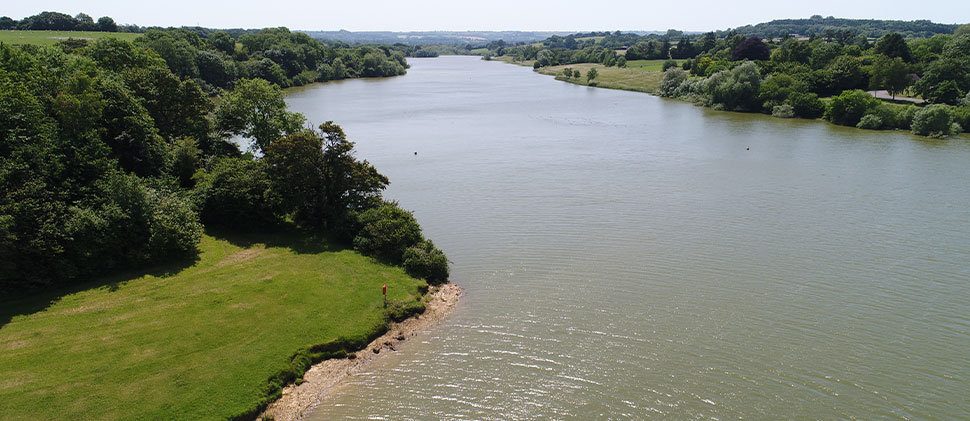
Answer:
260, 282, 462, 421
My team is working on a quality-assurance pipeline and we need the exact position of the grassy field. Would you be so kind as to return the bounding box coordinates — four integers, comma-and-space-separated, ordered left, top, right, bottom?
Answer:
0, 30, 141, 46
625, 59, 682, 72
538, 62, 665, 94
0, 232, 427, 420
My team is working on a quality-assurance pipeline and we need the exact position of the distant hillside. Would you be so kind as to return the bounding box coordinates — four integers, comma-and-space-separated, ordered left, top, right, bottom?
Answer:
299, 30, 572, 45
724, 16, 961, 39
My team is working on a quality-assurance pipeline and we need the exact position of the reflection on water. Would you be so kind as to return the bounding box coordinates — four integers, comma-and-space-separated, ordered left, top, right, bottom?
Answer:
286, 56, 970, 419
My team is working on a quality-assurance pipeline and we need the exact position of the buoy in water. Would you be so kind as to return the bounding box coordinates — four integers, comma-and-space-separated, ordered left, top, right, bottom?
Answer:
414, 151, 418, 155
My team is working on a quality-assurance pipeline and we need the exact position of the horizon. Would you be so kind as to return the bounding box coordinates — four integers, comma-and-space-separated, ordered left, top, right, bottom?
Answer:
4, 1, 967, 33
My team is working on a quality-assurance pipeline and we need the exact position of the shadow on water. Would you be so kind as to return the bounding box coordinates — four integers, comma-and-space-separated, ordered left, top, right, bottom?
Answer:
0, 226, 351, 330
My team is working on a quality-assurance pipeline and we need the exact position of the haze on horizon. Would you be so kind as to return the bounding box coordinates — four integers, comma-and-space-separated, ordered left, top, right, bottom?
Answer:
5, 0, 968, 32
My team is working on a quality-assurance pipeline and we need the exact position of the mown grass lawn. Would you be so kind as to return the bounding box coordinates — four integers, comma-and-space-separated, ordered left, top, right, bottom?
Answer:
537, 62, 665, 94
0, 30, 141, 46
0, 232, 426, 420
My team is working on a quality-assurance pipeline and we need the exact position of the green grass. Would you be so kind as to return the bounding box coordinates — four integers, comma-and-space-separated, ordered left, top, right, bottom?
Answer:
0, 232, 427, 420
0, 30, 141, 46
538, 62, 665, 94
624, 59, 682, 72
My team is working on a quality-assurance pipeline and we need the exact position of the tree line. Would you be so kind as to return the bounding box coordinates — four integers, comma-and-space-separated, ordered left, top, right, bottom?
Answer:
1, 32, 447, 293
1, 11, 121, 32
659, 31, 970, 138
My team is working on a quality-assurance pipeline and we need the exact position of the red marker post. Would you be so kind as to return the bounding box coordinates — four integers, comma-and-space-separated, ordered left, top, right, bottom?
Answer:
382, 284, 387, 308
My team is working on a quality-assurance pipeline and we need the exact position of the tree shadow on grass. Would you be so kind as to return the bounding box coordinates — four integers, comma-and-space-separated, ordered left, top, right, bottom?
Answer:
204, 224, 350, 255
0, 253, 200, 330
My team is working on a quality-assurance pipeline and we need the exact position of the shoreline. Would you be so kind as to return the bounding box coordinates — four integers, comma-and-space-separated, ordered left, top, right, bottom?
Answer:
259, 282, 462, 421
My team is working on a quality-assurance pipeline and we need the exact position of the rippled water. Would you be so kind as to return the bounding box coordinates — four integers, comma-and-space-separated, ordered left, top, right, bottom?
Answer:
286, 56, 970, 419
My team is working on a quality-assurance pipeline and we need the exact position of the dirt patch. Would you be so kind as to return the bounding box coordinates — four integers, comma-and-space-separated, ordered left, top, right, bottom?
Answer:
260, 282, 462, 421
214, 248, 267, 268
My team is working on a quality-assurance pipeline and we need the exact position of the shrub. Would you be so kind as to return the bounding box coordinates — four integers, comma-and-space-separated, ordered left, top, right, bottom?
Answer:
911, 104, 959, 137
662, 59, 678, 71
353, 202, 423, 264
856, 114, 884, 130
147, 190, 203, 261
403, 240, 450, 284
825, 90, 881, 126
772, 104, 795, 118
950, 105, 970, 132
193, 157, 279, 229
660, 67, 687, 97
703, 61, 761, 111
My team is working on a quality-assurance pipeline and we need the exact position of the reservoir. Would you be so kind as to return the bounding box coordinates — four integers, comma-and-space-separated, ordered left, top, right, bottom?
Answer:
286, 56, 970, 419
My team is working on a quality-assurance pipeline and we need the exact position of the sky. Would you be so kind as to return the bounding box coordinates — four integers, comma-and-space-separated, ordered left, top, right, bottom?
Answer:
5, 0, 968, 32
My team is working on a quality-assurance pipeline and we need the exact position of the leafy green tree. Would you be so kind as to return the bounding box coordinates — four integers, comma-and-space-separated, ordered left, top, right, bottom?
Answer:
403, 240, 449, 284
788, 92, 826, 118
573, 69, 581, 78
215, 78, 306, 153
211, 31, 235, 55
353, 202, 424, 264
825, 55, 865, 93
911, 104, 960, 137
704, 61, 762, 111
193, 157, 279, 229
874, 32, 913, 62
869, 55, 910, 99
586, 67, 598, 83
771, 39, 812, 64
660, 67, 687, 97
825, 89, 880, 126
661, 59, 678, 71
96, 16, 117, 32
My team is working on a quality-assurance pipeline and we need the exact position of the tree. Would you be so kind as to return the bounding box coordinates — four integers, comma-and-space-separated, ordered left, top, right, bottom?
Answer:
911, 104, 960, 137
353, 203, 424, 264
825, 90, 880, 126
660, 67, 687, 97
869, 55, 910, 99
211, 31, 235, 54
214, 78, 306, 153
96, 16, 117, 32
586, 68, 598, 83
731, 37, 770, 61
874, 32, 913, 62
704, 61, 762, 111
573, 69, 581, 79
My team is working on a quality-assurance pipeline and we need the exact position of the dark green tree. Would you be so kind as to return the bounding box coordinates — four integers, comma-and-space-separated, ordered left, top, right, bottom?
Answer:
874, 32, 913, 62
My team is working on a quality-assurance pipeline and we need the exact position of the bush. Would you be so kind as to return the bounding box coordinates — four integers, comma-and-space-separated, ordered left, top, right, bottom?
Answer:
951, 105, 970, 132
403, 240, 449, 284
147, 190, 203, 261
662, 59, 678, 71
193, 157, 279, 229
825, 90, 881, 126
660, 67, 687, 97
894, 105, 920, 130
772, 104, 795, 118
353, 202, 423, 264
787, 92, 826, 119
703, 61, 762, 111
911, 104, 959, 137
856, 114, 884, 130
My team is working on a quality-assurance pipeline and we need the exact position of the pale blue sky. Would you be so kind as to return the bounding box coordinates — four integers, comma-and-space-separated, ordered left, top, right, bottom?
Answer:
5, 0, 968, 32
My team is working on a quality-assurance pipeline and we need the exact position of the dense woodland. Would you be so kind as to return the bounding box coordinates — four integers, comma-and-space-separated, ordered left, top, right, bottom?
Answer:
0, 23, 447, 293
491, 22, 970, 137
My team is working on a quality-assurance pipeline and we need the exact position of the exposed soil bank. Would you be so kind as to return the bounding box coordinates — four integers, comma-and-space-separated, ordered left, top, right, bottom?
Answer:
260, 282, 462, 421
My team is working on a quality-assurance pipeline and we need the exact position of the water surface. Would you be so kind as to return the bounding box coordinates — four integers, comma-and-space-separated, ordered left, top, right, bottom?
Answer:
287, 56, 970, 419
